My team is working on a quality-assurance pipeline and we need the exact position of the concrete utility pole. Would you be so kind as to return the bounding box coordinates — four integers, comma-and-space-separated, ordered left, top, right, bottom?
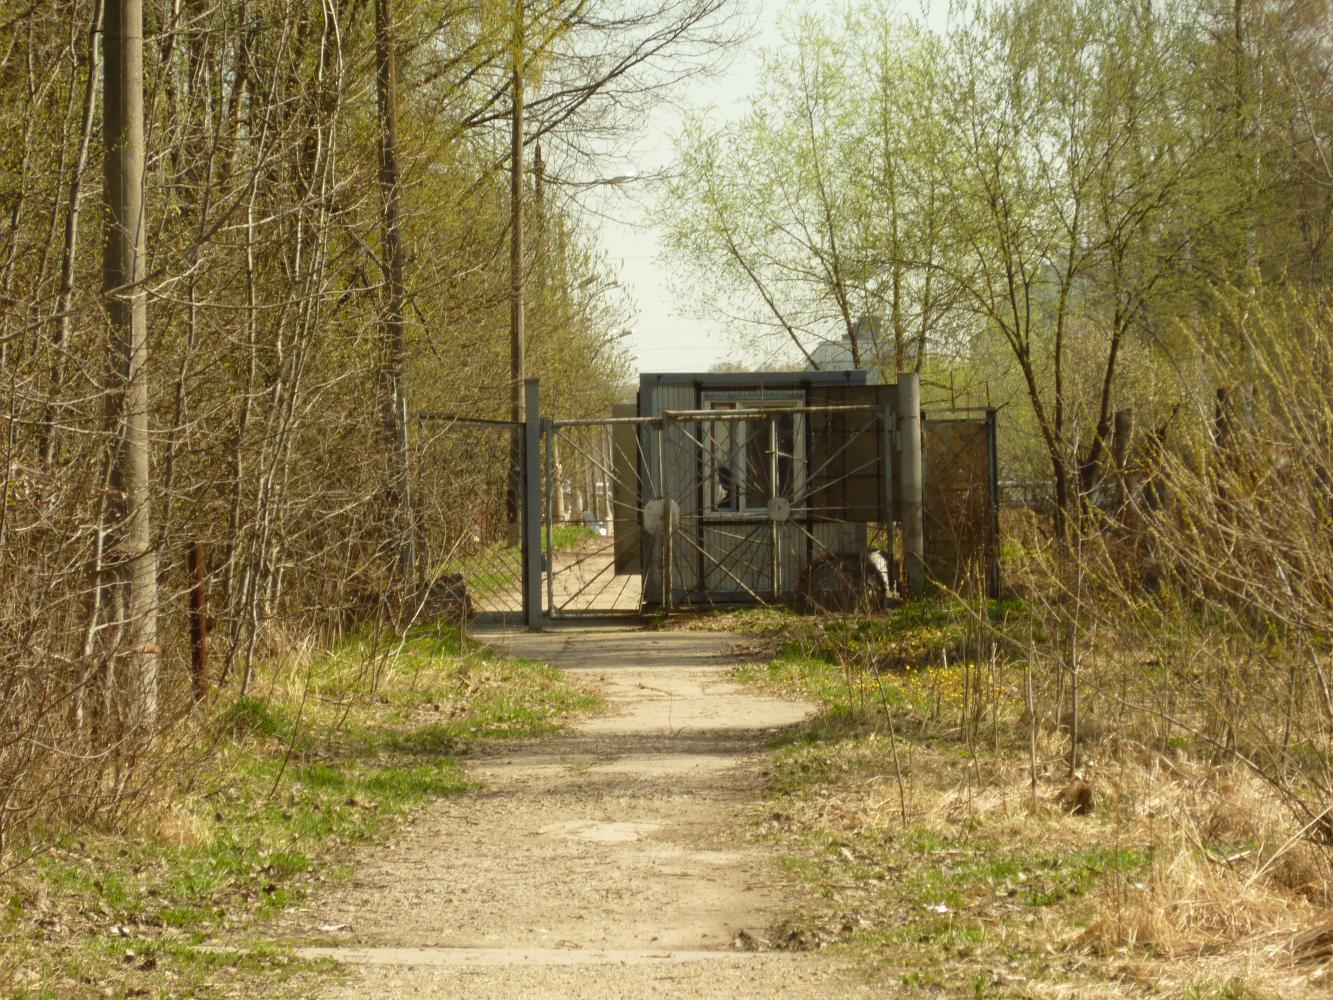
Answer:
375, 0, 414, 583
104, 0, 159, 728
508, 1, 526, 540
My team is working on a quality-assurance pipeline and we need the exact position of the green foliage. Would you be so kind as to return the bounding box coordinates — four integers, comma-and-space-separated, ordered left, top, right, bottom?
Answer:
664, 0, 1333, 520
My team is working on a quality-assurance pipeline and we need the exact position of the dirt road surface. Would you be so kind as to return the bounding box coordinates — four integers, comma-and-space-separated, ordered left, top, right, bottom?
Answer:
276, 626, 880, 998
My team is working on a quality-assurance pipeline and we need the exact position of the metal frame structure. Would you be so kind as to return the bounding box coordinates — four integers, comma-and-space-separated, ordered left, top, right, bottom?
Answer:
413, 375, 998, 630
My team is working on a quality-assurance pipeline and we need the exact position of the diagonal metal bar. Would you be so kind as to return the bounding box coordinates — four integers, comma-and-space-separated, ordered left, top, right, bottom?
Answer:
553, 544, 620, 609
556, 428, 622, 485
796, 413, 882, 502
673, 527, 770, 605
788, 449, 886, 512
690, 515, 772, 583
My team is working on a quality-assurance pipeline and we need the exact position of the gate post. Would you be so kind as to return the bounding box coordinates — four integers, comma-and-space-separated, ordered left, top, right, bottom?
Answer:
658, 416, 673, 611
898, 372, 926, 597
523, 378, 544, 629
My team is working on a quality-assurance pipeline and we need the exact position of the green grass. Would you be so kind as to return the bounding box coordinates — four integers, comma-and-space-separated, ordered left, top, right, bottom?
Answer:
756, 725, 1153, 993
550, 523, 600, 550
728, 597, 1031, 733
5, 621, 599, 998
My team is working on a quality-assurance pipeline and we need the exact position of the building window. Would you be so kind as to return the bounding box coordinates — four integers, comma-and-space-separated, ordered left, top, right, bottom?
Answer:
706, 400, 798, 513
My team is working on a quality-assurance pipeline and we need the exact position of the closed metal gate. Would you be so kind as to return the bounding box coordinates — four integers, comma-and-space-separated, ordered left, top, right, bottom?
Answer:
542, 401, 905, 617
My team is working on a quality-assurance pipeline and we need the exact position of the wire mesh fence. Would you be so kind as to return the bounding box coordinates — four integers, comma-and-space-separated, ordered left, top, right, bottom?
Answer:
415, 416, 526, 621
543, 419, 646, 616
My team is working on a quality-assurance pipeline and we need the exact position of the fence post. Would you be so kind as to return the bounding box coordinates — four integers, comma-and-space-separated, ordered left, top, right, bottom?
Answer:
658, 416, 673, 611
769, 416, 779, 599
188, 541, 207, 701
544, 417, 556, 621
523, 378, 543, 630
880, 403, 895, 583
987, 406, 1002, 598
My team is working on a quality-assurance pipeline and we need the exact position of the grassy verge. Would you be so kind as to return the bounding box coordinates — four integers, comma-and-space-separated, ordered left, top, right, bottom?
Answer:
1, 623, 599, 999
731, 602, 1327, 999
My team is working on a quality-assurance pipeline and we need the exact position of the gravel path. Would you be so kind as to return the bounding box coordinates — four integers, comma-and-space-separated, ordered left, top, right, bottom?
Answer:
271, 626, 881, 999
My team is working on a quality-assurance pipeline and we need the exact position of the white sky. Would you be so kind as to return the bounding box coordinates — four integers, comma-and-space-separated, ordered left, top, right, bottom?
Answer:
589, 3, 779, 375
588, 0, 948, 377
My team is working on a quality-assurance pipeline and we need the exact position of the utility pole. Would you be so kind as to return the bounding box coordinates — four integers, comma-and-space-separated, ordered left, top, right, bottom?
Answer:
104, 0, 159, 730
375, 0, 414, 584
508, 0, 526, 540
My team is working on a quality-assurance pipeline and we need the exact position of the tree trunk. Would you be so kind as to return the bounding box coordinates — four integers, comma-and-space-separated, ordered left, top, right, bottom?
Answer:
103, 0, 159, 732
42, 0, 103, 467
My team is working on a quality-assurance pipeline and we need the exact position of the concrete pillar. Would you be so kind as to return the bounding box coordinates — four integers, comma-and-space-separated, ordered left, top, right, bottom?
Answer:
898, 373, 925, 596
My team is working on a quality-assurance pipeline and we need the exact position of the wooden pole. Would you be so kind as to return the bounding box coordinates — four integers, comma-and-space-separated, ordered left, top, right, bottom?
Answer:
374, 0, 414, 583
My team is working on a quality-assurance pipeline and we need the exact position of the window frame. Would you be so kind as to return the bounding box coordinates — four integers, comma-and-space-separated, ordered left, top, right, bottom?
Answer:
701, 392, 805, 516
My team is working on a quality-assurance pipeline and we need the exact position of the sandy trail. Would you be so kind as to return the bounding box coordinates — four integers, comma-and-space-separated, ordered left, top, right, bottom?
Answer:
273, 626, 879, 998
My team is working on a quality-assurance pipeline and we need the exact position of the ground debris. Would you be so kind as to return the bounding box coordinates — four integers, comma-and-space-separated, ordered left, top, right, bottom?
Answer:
731, 928, 770, 951
1057, 779, 1095, 815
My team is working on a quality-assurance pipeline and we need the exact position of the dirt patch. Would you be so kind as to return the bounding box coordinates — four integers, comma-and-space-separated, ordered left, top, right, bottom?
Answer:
260, 627, 878, 998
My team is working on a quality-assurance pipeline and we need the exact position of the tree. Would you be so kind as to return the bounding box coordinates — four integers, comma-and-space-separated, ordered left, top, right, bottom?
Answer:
664, 0, 1230, 543
375, 0, 414, 584
662, 5, 966, 376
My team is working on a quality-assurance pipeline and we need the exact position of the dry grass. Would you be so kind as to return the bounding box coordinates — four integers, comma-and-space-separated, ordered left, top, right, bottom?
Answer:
747, 658, 1332, 998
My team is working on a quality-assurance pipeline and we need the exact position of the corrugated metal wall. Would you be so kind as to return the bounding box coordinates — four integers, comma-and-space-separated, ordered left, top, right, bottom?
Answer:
636, 373, 919, 607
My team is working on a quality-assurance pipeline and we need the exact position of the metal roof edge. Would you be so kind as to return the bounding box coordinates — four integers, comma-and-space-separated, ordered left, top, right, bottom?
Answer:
638, 369, 883, 389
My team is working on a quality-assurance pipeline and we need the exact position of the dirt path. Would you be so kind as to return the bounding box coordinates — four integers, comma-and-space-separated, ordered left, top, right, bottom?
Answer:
274, 627, 880, 998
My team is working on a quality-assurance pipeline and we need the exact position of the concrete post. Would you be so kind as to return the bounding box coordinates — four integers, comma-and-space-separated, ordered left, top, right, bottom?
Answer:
898, 373, 925, 596
523, 379, 543, 630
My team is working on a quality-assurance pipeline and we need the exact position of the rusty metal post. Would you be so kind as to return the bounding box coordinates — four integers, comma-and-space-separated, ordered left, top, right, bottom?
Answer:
187, 541, 207, 701
880, 402, 895, 581
769, 415, 779, 599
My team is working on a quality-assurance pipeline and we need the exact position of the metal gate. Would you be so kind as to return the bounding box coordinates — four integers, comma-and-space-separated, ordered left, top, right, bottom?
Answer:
923, 411, 1000, 597
414, 380, 998, 628
541, 400, 906, 617
640, 402, 897, 610
541, 415, 647, 617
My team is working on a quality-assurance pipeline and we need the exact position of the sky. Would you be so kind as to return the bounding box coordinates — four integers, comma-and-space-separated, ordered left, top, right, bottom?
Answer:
587, 3, 790, 376
587, 1, 948, 377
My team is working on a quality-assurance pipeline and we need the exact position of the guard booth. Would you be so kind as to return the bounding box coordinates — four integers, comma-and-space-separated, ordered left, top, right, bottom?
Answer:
594, 370, 999, 611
